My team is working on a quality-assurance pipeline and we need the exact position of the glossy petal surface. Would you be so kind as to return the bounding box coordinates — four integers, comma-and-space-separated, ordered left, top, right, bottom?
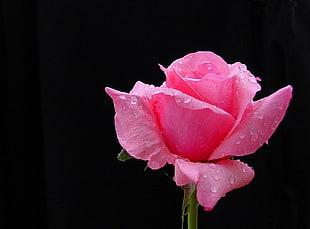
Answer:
210, 85, 293, 160
105, 86, 177, 169
174, 159, 254, 211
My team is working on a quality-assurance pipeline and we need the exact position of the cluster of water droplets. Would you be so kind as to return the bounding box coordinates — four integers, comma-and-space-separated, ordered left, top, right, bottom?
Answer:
175, 96, 192, 104
199, 161, 251, 196
118, 94, 148, 119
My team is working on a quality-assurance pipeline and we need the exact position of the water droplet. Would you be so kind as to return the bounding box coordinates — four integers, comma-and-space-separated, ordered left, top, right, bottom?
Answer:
250, 127, 258, 142
205, 63, 213, 70
202, 174, 208, 178
239, 134, 246, 139
130, 96, 137, 104
183, 97, 192, 103
149, 160, 160, 169
238, 64, 247, 71
229, 176, 235, 185
119, 95, 126, 100
251, 134, 258, 142
212, 174, 220, 181
248, 77, 257, 84
257, 113, 264, 120
274, 117, 280, 124
175, 97, 181, 103
236, 140, 241, 145
208, 163, 216, 169
277, 103, 284, 110
145, 141, 152, 147
210, 186, 217, 193
264, 120, 270, 127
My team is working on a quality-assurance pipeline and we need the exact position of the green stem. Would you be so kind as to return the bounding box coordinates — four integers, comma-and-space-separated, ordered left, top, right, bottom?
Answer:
188, 189, 198, 229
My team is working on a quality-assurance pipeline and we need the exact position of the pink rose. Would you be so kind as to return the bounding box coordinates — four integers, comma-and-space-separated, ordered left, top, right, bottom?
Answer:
106, 51, 292, 210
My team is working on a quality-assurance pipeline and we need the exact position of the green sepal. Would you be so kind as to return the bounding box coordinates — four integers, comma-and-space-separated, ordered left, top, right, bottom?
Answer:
117, 149, 133, 162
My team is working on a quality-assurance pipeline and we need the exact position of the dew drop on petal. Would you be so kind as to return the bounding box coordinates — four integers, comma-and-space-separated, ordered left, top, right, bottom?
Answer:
248, 77, 257, 84
130, 96, 137, 104
257, 113, 264, 120
242, 166, 246, 173
205, 63, 213, 70
239, 134, 246, 139
229, 176, 235, 185
238, 64, 247, 71
183, 97, 192, 103
119, 95, 126, 100
212, 174, 220, 181
175, 97, 181, 103
250, 127, 259, 142
208, 163, 216, 169
149, 160, 160, 169
210, 186, 218, 193
277, 103, 284, 110
274, 117, 280, 124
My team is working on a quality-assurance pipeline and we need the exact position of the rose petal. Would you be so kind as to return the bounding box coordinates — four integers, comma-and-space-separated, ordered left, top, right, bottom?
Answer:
167, 51, 230, 79
185, 74, 234, 113
105, 86, 177, 169
174, 159, 254, 211
229, 62, 261, 120
164, 52, 231, 102
209, 85, 293, 160
152, 91, 235, 162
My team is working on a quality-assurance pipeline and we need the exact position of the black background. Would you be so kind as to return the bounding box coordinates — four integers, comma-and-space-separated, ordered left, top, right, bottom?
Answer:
4, 0, 310, 228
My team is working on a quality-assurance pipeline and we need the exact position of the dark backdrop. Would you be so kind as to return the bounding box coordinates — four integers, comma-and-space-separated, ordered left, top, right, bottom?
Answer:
4, 0, 310, 228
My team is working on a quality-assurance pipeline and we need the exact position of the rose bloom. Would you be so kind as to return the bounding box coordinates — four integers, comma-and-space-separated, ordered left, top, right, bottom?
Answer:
106, 52, 292, 211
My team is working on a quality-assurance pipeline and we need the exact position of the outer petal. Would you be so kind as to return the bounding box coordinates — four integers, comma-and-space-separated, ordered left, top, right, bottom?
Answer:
209, 85, 293, 160
174, 159, 254, 211
105, 86, 177, 169
229, 62, 261, 120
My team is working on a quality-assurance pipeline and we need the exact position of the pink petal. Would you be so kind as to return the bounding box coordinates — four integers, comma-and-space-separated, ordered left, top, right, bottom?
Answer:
209, 85, 293, 160
165, 68, 205, 101
174, 159, 254, 211
226, 62, 262, 123
167, 51, 230, 79
105, 86, 177, 169
152, 91, 235, 162
164, 52, 231, 102
185, 74, 234, 113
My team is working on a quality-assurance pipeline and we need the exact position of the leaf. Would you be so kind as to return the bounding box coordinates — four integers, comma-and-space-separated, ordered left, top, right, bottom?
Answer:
117, 149, 133, 162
